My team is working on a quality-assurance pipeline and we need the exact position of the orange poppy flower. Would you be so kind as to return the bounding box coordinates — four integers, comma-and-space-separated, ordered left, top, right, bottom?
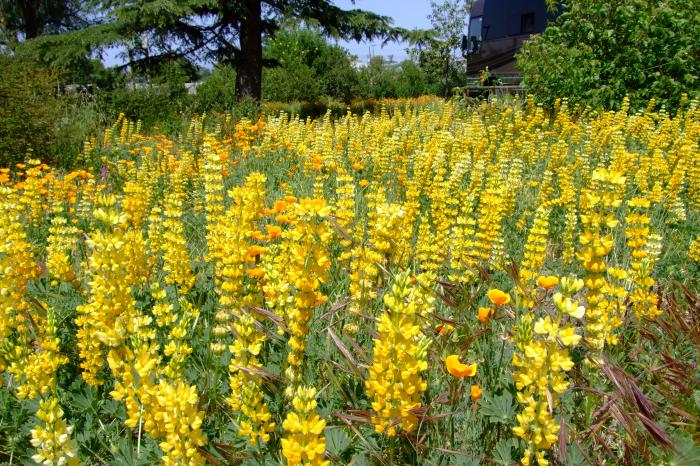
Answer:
246, 267, 265, 279
246, 245, 265, 258
477, 307, 493, 324
435, 323, 454, 336
352, 163, 363, 171
266, 225, 282, 240
249, 230, 266, 241
487, 289, 511, 306
359, 179, 370, 187
536, 276, 559, 289
445, 355, 477, 378
470, 385, 483, 401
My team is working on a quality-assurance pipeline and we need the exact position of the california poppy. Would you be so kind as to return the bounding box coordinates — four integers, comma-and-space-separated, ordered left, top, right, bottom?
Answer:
477, 307, 493, 324
536, 276, 559, 289
445, 355, 477, 378
487, 289, 511, 306
470, 385, 483, 401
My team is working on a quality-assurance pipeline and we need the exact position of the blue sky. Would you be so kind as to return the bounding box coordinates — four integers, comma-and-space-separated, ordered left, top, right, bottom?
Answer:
333, 0, 434, 62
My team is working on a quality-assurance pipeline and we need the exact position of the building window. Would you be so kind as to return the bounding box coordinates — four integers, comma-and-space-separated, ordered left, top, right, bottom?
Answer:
520, 13, 535, 34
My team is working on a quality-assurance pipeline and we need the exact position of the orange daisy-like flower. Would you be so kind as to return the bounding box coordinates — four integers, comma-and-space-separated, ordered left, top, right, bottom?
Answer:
536, 275, 559, 289
359, 179, 370, 187
477, 307, 493, 324
470, 385, 483, 401
352, 163, 363, 171
487, 289, 511, 306
445, 355, 477, 378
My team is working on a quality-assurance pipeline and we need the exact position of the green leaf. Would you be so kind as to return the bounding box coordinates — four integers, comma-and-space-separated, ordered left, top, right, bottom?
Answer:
479, 392, 516, 425
494, 438, 517, 465
326, 428, 352, 455
566, 444, 587, 466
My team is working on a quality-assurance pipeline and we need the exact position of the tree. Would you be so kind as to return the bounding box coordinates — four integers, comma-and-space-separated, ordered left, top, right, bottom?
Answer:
262, 23, 360, 102
517, 0, 700, 111
0, 0, 88, 43
69, 0, 402, 101
410, 0, 471, 96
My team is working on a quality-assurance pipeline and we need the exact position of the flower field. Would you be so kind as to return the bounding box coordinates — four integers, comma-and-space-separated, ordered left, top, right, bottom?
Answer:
1, 97, 699, 465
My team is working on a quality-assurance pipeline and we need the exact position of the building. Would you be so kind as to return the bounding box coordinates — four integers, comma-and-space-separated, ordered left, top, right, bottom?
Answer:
464, 0, 557, 74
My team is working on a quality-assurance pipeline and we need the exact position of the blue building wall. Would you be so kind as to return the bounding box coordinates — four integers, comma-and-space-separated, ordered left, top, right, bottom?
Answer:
480, 0, 552, 41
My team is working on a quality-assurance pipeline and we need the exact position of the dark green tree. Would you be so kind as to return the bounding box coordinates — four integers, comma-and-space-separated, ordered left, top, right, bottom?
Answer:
75, 0, 402, 101
0, 0, 88, 42
517, 0, 700, 111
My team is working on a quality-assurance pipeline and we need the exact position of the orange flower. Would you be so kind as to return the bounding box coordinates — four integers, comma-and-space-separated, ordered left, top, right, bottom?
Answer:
246, 267, 265, 279
435, 323, 454, 336
266, 225, 282, 240
487, 289, 511, 306
352, 163, 363, 171
445, 355, 477, 378
470, 385, 483, 401
275, 214, 291, 224
359, 179, 370, 187
246, 245, 265, 258
477, 307, 493, 324
536, 275, 559, 289
249, 230, 266, 241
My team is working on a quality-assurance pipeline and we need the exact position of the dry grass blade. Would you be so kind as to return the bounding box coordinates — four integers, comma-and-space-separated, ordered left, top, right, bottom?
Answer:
319, 299, 350, 321
335, 411, 370, 424
327, 328, 360, 373
229, 364, 285, 382
636, 412, 673, 449
249, 306, 290, 334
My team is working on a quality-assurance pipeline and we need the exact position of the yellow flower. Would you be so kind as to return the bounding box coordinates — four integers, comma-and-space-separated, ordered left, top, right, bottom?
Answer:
536, 276, 559, 289
445, 355, 477, 378
487, 289, 511, 306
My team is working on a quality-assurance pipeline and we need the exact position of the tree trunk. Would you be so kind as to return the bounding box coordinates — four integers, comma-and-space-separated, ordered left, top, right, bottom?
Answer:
20, 0, 41, 39
235, 0, 263, 101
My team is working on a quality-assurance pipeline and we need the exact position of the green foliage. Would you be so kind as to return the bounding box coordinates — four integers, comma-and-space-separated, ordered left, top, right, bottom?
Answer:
191, 64, 238, 113
99, 60, 193, 129
0, 55, 102, 168
407, 0, 471, 96
479, 391, 516, 425
0, 0, 89, 40
517, 0, 700, 111
262, 25, 360, 102
60, 0, 401, 100
0, 55, 60, 166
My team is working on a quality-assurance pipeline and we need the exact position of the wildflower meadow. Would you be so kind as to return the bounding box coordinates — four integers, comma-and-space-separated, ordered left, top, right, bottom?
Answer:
1, 96, 699, 465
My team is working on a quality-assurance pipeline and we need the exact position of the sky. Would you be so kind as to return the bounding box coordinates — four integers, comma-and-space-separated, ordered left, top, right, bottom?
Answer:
103, 1, 450, 67
332, 0, 434, 62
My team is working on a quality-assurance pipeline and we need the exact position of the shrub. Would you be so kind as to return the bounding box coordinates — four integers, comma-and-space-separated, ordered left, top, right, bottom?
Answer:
0, 55, 103, 168
517, 0, 700, 111
191, 64, 238, 113
0, 56, 63, 166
